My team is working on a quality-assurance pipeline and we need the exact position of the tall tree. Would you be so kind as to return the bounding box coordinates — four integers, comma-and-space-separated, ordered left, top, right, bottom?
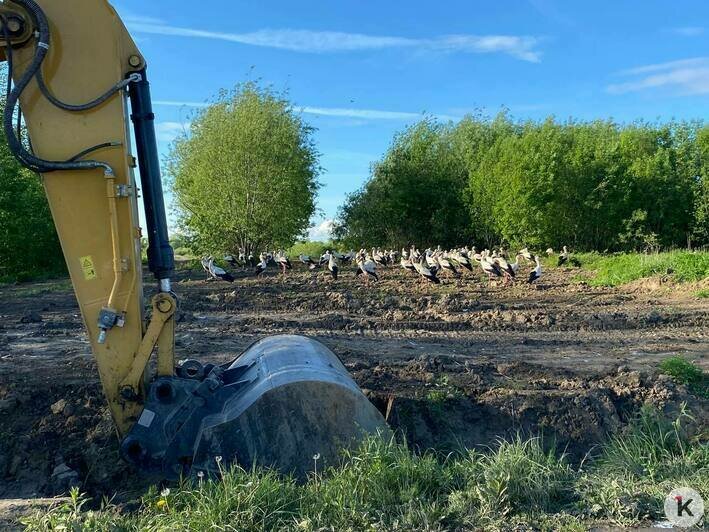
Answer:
334, 119, 469, 249
0, 69, 64, 282
167, 83, 320, 255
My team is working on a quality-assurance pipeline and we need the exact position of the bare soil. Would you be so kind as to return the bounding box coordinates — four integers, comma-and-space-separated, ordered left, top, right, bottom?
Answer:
1, 262, 707, 524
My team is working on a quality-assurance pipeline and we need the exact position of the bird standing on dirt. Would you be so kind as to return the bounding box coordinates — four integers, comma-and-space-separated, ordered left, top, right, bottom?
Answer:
510, 254, 525, 276
200, 256, 211, 275
436, 252, 459, 277
414, 255, 440, 284
299, 254, 319, 270
528, 255, 542, 284
355, 253, 379, 284
255, 253, 268, 277
207, 257, 234, 282
324, 251, 339, 280
372, 248, 387, 267
558, 246, 569, 267
494, 254, 515, 284
450, 249, 473, 272
275, 251, 293, 274
400, 249, 416, 273
479, 252, 502, 282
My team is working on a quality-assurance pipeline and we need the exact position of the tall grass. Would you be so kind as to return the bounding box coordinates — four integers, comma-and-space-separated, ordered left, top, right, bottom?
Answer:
550, 250, 709, 287
22, 408, 709, 531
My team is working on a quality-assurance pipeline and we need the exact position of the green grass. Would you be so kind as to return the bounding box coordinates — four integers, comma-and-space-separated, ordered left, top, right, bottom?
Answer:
547, 250, 709, 287
659, 356, 709, 398
696, 289, 709, 298
22, 408, 708, 531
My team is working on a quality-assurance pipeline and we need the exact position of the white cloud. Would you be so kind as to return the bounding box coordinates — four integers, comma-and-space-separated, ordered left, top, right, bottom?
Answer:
153, 100, 458, 122
126, 21, 542, 62
308, 219, 335, 242
155, 121, 189, 143
607, 57, 709, 95
666, 26, 705, 37
300, 106, 459, 121
154, 100, 210, 108
123, 14, 166, 26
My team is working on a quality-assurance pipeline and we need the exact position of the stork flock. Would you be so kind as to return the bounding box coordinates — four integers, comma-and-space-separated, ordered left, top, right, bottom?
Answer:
199, 245, 573, 287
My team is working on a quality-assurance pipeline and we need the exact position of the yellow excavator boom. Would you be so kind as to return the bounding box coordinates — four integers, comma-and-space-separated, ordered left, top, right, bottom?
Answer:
0, 0, 173, 435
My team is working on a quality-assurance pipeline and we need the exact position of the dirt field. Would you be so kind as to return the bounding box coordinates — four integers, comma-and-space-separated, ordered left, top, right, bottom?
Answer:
1, 261, 707, 522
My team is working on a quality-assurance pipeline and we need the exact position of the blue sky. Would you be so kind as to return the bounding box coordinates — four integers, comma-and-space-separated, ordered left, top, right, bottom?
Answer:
112, 0, 709, 240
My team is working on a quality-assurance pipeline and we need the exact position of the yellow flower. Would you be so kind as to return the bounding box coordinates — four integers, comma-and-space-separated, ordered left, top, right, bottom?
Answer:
156, 499, 167, 509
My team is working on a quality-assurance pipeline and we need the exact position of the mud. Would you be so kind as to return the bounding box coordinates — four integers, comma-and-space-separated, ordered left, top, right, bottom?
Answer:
0, 263, 707, 506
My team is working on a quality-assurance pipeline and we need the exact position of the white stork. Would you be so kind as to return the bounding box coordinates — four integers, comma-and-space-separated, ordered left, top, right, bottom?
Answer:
355, 253, 379, 283
528, 255, 542, 284
557, 246, 569, 267
254, 253, 268, 277
414, 255, 441, 284
207, 257, 234, 282
400, 249, 416, 273
275, 251, 292, 274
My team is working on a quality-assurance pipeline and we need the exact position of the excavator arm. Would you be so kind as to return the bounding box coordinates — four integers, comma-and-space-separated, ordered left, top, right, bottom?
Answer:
0, 0, 174, 436
1, 0, 387, 479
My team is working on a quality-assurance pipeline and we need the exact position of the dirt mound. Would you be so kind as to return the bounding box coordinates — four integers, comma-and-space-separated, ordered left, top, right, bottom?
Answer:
364, 361, 708, 460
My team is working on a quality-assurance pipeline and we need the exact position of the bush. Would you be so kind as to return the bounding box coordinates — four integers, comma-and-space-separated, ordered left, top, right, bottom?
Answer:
575, 250, 709, 286
287, 240, 334, 260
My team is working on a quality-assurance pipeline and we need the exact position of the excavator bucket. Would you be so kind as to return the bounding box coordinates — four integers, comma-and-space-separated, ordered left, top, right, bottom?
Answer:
120, 335, 389, 479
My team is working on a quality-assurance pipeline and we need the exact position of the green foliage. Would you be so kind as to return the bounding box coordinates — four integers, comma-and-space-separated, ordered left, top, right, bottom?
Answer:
334, 118, 470, 249
287, 240, 334, 259
169, 233, 196, 258
574, 250, 709, 286
167, 82, 320, 256
448, 436, 575, 525
578, 406, 709, 526
659, 357, 708, 398
696, 289, 709, 298
464, 117, 703, 251
335, 114, 709, 252
22, 410, 709, 530
0, 84, 65, 283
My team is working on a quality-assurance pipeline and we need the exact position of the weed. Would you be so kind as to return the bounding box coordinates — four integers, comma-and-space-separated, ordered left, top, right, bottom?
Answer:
659, 356, 709, 398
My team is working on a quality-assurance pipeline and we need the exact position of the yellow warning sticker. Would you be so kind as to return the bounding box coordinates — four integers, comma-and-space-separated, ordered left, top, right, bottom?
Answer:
79, 255, 97, 280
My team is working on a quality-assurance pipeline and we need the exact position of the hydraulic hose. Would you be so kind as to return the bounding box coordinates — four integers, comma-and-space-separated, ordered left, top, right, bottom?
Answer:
2, 0, 114, 175
36, 69, 141, 113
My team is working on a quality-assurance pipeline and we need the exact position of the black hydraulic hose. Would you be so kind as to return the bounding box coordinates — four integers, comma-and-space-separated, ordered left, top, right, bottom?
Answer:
0, 12, 41, 173
36, 68, 140, 112
67, 141, 122, 162
2, 0, 113, 175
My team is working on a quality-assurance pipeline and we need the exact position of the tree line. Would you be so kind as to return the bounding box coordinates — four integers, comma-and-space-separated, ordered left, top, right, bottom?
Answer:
334, 114, 709, 252
0, 79, 64, 283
